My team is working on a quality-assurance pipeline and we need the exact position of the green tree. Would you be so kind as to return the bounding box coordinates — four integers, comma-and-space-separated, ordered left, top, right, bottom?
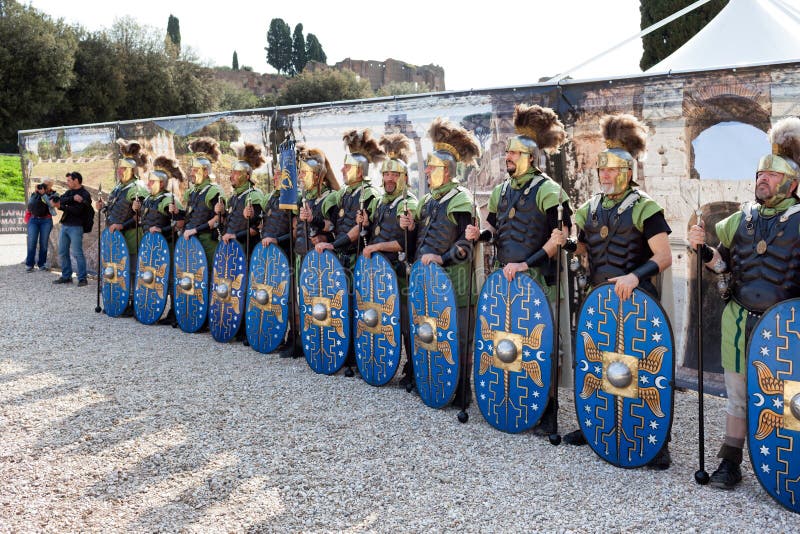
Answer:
376, 81, 431, 97
640, 0, 728, 70
56, 30, 126, 126
291, 23, 307, 75
0, 1, 77, 150
232, 50, 239, 70
212, 79, 260, 111
305, 33, 326, 64
54, 130, 71, 159
278, 68, 372, 106
265, 18, 292, 75
166, 14, 180, 57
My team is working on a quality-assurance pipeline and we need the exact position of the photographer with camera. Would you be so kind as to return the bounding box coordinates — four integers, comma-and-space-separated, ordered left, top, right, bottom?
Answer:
51, 172, 92, 286
25, 178, 56, 272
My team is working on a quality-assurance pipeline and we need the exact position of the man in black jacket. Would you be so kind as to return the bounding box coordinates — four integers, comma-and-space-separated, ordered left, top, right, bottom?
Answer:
52, 172, 92, 286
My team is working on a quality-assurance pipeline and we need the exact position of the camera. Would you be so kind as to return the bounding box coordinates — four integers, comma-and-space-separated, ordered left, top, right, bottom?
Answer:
36, 183, 46, 192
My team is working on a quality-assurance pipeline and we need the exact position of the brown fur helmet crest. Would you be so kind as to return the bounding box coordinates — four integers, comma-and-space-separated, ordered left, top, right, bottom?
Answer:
379, 133, 412, 163
599, 114, 648, 160
152, 155, 185, 182
230, 141, 266, 172
769, 117, 800, 167
188, 137, 221, 164
116, 138, 149, 169
342, 129, 386, 165
428, 117, 480, 165
513, 104, 566, 153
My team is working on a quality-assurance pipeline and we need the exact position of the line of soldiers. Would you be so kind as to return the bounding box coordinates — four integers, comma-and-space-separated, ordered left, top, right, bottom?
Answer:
96, 107, 800, 497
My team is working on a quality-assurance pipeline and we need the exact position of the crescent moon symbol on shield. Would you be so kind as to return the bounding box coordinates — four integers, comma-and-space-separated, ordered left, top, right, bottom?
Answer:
390, 316, 398, 326
580, 360, 589, 372
655, 376, 667, 390
281, 298, 287, 306
535, 351, 546, 362
446, 331, 455, 341
753, 393, 765, 407
477, 340, 484, 351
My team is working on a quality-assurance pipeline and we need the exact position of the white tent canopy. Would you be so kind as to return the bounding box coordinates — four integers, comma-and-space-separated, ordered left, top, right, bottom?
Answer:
646, 0, 800, 73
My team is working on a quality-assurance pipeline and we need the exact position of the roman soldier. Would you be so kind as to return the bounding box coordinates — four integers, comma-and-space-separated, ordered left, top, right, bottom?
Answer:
316, 129, 384, 269
563, 114, 673, 470
465, 103, 571, 434
181, 137, 223, 269
316, 129, 384, 372
295, 145, 338, 258
98, 138, 149, 317
357, 133, 419, 387
134, 155, 185, 325
215, 141, 267, 252
399, 117, 481, 405
688, 117, 800, 489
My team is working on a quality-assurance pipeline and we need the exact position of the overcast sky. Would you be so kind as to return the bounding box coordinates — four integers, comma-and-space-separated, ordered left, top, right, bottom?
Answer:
27, 0, 649, 90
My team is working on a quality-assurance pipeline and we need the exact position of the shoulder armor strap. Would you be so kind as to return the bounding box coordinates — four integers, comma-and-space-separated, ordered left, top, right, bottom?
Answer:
779, 203, 800, 222
616, 190, 641, 215
589, 193, 603, 216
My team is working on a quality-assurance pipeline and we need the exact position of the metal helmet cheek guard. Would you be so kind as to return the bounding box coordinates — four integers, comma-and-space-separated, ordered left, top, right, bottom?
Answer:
343, 152, 368, 184
426, 149, 456, 189
506, 135, 538, 178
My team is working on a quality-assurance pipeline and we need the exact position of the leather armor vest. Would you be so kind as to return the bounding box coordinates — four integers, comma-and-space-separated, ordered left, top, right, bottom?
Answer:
141, 194, 171, 232
295, 191, 331, 256
185, 185, 216, 230
730, 203, 800, 313
495, 177, 549, 265
261, 193, 291, 241
370, 196, 406, 264
224, 187, 257, 237
584, 192, 649, 286
332, 185, 369, 254
417, 188, 462, 257
106, 182, 136, 225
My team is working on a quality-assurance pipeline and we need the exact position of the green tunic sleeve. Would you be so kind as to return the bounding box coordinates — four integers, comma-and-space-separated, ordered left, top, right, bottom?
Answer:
445, 188, 475, 224
715, 211, 743, 249
487, 183, 503, 214
574, 200, 591, 230
536, 178, 569, 213
631, 193, 665, 233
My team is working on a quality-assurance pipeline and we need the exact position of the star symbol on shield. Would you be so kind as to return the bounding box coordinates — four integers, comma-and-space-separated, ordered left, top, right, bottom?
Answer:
480, 380, 485, 387
761, 329, 772, 340
760, 445, 770, 456
447, 368, 452, 374
585, 405, 591, 413
584, 419, 592, 428
586, 321, 593, 330
534, 298, 541, 306
649, 420, 659, 429
652, 332, 662, 342
594, 365, 602, 374
532, 403, 539, 411
761, 464, 771, 474
640, 375, 649, 385
760, 346, 770, 357
651, 316, 661, 327
338, 351, 343, 357
534, 312, 541, 320
480, 393, 486, 400
441, 283, 447, 290
648, 434, 657, 444
481, 305, 487, 312
773, 397, 783, 409
533, 391, 540, 398
587, 307, 595, 315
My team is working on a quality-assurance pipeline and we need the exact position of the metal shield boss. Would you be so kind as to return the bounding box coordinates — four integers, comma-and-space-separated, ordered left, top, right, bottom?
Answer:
134, 232, 170, 325
354, 253, 401, 386
574, 284, 674, 468
408, 261, 459, 409
173, 235, 209, 333
474, 271, 554, 433
746, 297, 800, 514
299, 250, 351, 374
209, 240, 247, 343
245, 243, 290, 354
101, 228, 131, 318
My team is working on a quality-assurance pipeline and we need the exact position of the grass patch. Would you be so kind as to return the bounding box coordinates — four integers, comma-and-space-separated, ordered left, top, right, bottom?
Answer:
0, 155, 24, 202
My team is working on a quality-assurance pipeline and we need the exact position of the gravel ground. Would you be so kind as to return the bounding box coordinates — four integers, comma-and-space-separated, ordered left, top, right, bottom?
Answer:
1, 255, 799, 532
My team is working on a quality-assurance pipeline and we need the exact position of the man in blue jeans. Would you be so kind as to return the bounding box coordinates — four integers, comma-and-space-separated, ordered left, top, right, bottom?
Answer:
52, 172, 92, 286
25, 178, 56, 271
